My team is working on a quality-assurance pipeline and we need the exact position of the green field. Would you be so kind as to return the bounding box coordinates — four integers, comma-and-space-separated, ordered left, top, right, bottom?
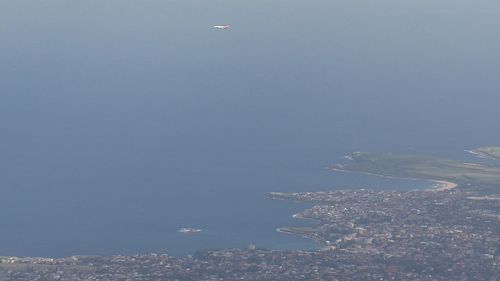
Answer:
469, 147, 500, 159
336, 152, 500, 191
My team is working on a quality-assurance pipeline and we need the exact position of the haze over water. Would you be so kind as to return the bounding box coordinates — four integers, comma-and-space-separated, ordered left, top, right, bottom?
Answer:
1, 0, 500, 257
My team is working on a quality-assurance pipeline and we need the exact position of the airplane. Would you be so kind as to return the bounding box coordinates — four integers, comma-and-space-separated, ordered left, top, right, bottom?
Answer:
213, 25, 230, 30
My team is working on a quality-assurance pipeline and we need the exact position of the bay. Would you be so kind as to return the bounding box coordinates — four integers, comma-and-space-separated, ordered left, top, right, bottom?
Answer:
1, 0, 500, 257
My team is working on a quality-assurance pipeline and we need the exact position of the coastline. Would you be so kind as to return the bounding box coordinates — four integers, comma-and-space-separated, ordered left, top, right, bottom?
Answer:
331, 166, 458, 192
428, 180, 458, 191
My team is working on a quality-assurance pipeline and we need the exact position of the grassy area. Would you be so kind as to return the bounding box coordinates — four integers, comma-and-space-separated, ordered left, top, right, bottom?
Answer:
336, 152, 500, 191
469, 147, 500, 159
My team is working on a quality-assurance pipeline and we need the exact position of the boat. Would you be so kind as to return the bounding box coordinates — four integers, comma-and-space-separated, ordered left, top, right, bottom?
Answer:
177, 228, 203, 234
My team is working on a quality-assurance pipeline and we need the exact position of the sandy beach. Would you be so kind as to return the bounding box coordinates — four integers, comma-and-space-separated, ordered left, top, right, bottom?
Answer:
429, 180, 458, 191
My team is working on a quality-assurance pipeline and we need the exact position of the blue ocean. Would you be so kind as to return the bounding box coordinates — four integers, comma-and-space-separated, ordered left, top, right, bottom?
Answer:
1, 0, 499, 257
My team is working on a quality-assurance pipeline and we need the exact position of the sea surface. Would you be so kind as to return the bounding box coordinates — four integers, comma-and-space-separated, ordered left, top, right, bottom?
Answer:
1, 0, 500, 257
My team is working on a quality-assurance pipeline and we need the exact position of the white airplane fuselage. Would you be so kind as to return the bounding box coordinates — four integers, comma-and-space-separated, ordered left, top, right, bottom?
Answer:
213, 25, 230, 30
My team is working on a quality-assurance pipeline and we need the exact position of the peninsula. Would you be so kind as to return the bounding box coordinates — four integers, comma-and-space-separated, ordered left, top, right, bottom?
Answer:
334, 151, 500, 193
467, 146, 500, 160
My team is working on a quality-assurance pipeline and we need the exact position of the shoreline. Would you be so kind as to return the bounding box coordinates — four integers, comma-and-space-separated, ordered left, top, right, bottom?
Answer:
331, 166, 458, 192
428, 180, 458, 191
